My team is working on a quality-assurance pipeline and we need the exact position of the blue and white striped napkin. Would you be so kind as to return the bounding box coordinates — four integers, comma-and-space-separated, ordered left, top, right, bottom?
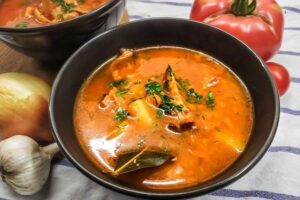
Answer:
0, 0, 299, 199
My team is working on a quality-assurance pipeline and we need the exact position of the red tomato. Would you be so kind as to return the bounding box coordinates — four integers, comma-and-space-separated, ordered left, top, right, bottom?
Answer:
266, 62, 290, 96
190, 0, 284, 61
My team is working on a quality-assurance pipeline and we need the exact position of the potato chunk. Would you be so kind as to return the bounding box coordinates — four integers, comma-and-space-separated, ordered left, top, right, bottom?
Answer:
128, 99, 154, 126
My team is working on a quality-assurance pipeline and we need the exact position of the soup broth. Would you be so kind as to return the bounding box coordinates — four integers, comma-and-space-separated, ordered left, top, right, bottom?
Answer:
74, 47, 253, 190
0, 0, 108, 27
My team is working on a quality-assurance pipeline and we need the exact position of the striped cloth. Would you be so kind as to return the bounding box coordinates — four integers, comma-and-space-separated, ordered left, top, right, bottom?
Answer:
1, 0, 300, 199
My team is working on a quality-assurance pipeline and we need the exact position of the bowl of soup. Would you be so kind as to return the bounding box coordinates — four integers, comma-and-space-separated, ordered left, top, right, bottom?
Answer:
0, 0, 125, 63
50, 18, 279, 198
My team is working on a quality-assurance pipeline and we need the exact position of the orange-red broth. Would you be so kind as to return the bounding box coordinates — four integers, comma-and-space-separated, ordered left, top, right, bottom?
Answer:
74, 47, 253, 190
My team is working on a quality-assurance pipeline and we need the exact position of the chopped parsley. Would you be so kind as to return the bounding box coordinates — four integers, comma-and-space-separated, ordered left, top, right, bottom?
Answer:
51, 0, 75, 12
116, 124, 126, 129
109, 79, 127, 88
156, 109, 163, 119
166, 65, 174, 77
145, 66, 185, 116
57, 13, 64, 19
175, 104, 184, 112
116, 89, 128, 97
152, 123, 158, 129
16, 22, 27, 28
78, 0, 85, 3
158, 102, 174, 115
160, 94, 172, 102
186, 88, 203, 104
206, 91, 215, 110
158, 95, 183, 115
115, 108, 129, 121
145, 80, 162, 95
176, 78, 190, 91
110, 80, 128, 97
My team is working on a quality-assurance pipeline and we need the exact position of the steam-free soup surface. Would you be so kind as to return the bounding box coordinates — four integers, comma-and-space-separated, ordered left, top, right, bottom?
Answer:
74, 47, 253, 190
0, 0, 108, 27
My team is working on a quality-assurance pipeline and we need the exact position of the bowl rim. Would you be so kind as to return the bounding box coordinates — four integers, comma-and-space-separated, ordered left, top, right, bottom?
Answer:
0, 0, 123, 33
49, 18, 280, 199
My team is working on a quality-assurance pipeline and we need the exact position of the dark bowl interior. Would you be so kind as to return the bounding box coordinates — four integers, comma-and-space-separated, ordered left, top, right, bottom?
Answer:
0, 0, 126, 63
50, 19, 280, 199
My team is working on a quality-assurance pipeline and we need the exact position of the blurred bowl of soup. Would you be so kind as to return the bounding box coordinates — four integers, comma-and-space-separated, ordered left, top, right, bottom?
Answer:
0, 0, 126, 63
50, 19, 280, 198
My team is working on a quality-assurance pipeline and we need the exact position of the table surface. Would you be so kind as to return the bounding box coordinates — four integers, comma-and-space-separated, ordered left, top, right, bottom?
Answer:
0, 0, 299, 200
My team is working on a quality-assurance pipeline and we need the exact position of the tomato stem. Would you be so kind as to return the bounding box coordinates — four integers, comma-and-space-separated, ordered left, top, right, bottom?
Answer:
231, 0, 256, 16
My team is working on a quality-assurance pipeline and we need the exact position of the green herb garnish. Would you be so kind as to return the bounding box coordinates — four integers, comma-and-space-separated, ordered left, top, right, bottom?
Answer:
186, 88, 203, 104
156, 109, 163, 119
152, 123, 158, 129
57, 13, 64, 19
109, 79, 127, 88
158, 102, 174, 115
145, 66, 184, 116
16, 22, 27, 28
166, 65, 174, 77
158, 95, 183, 115
52, 0, 75, 12
206, 91, 215, 110
64, 3, 75, 12
110, 80, 128, 97
115, 108, 129, 121
116, 89, 128, 97
176, 78, 190, 91
145, 80, 162, 95
78, 0, 85, 3
175, 104, 184, 112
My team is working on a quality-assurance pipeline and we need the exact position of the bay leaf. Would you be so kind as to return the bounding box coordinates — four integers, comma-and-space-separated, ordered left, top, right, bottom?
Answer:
113, 148, 174, 175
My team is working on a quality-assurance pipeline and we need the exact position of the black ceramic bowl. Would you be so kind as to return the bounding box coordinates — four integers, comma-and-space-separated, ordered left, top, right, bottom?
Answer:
50, 18, 280, 199
0, 0, 125, 63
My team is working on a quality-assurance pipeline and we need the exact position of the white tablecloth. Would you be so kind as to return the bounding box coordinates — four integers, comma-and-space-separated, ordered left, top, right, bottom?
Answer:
1, 0, 299, 199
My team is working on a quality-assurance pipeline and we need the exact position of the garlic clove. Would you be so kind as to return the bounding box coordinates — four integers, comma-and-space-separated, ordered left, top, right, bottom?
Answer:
0, 135, 59, 195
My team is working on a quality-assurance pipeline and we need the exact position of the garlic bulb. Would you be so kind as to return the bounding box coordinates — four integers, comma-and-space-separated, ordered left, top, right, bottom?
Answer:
0, 135, 59, 195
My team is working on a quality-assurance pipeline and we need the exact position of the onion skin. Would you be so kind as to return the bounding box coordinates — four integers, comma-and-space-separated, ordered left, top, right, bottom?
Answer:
0, 73, 53, 143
